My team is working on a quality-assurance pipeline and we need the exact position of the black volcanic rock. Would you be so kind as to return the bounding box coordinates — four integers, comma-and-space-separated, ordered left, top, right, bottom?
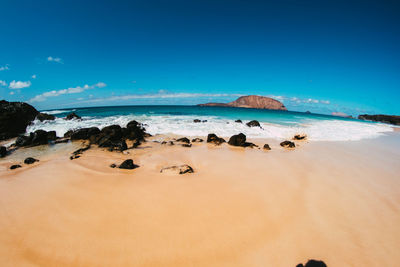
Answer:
207, 133, 226, 145
280, 140, 295, 148
10, 164, 22, 170
263, 144, 271, 150
358, 114, 400, 126
0, 146, 7, 157
246, 120, 261, 128
293, 134, 307, 140
296, 259, 327, 267
70, 145, 91, 160
24, 157, 39, 164
192, 138, 203, 142
118, 159, 139, 169
15, 130, 58, 147
228, 133, 247, 146
67, 127, 101, 140
176, 137, 190, 143
65, 112, 81, 120
0, 100, 39, 140
193, 119, 201, 123
36, 112, 55, 122
235, 119, 242, 123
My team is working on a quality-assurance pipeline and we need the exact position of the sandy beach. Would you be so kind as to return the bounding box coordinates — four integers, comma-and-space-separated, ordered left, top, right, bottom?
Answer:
1, 133, 400, 266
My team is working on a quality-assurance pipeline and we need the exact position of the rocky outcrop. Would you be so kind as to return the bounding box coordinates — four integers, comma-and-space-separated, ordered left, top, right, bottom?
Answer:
65, 112, 81, 120
207, 133, 226, 145
24, 157, 39, 164
296, 259, 327, 267
198, 95, 287, 111
15, 130, 57, 147
246, 120, 261, 128
0, 100, 39, 140
358, 114, 400, 126
160, 164, 194, 175
36, 112, 55, 122
280, 140, 295, 148
118, 159, 139, 169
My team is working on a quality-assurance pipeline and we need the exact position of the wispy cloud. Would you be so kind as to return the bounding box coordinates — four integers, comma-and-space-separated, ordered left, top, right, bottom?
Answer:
47, 56, 63, 64
77, 92, 242, 104
269, 95, 331, 105
9, 80, 31, 89
0, 80, 7, 86
0, 64, 9, 71
29, 82, 106, 103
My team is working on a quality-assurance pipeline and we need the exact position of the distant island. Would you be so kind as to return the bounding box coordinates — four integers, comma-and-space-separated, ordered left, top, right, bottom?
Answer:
198, 95, 287, 111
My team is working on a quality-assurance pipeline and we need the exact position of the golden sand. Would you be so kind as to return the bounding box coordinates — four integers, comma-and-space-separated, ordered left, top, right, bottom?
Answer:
0, 134, 400, 266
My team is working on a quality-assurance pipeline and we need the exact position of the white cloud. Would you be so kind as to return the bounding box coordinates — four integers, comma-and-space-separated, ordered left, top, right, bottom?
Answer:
47, 56, 63, 63
29, 82, 106, 103
32, 74, 37, 79
77, 92, 242, 104
270, 95, 331, 105
0, 80, 7, 86
9, 80, 31, 89
0, 64, 9, 71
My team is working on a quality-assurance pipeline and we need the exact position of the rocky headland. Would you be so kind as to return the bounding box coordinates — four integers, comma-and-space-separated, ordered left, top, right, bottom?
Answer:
198, 95, 287, 111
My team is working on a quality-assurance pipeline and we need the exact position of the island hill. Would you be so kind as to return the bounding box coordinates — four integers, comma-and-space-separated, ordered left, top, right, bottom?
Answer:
198, 95, 287, 111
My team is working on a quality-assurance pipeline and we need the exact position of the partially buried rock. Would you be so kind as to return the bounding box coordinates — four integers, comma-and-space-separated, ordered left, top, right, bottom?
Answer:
36, 112, 55, 122
24, 157, 39, 164
193, 119, 201, 123
0, 146, 7, 157
207, 133, 226, 145
160, 164, 194, 175
65, 112, 81, 120
118, 159, 139, 169
296, 259, 327, 267
280, 140, 295, 148
192, 138, 203, 142
263, 144, 271, 150
246, 120, 261, 128
176, 137, 190, 144
70, 145, 91, 160
161, 141, 174, 145
235, 119, 242, 123
10, 164, 22, 170
293, 134, 307, 140
182, 143, 192, 147
109, 163, 117, 168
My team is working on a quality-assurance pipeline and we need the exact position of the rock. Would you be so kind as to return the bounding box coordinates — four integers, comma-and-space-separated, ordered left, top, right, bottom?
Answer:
176, 137, 190, 143
293, 134, 307, 140
161, 141, 174, 145
182, 143, 192, 147
0, 146, 7, 157
192, 138, 203, 142
280, 140, 295, 148
193, 119, 201, 123
68, 127, 101, 140
110, 163, 117, 168
296, 259, 327, 267
124, 120, 147, 141
0, 100, 39, 140
235, 119, 242, 123
15, 129, 58, 147
70, 145, 91, 160
228, 133, 247, 146
263, 144, 271, 150
24, 157, 39, 164
243, 142, 258, 148
202, 120, 207, 122
65, 112, 81, 120
198, 95, 287, 111
118, 159, 139, 169
10, 164, 22, 170
207, 133, 226, 145
36, 112, 55, 122
246, 120, 261, 128
160, 164, 194, 175
358, 114, 400, 126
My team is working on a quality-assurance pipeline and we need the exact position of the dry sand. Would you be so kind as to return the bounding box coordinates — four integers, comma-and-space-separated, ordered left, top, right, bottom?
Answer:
0, 133, 400, 266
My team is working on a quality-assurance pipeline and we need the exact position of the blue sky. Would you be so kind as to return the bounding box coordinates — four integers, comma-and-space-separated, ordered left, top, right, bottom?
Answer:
0, 0, 399, 115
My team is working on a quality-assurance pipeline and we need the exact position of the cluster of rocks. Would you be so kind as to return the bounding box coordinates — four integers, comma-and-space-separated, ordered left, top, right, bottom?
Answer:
296, 259, 327, 267
193, 119, 207, 123
207, 133, 226, 145
9, 157, 39, 170
233, 119, 262, 128
15, 130, 57, 147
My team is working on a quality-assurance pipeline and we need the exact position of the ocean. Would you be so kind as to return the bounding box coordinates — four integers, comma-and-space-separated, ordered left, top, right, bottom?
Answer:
26, 105, 394, 142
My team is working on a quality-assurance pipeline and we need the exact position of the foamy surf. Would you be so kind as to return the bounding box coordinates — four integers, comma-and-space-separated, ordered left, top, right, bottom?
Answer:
26, 113, 393, 142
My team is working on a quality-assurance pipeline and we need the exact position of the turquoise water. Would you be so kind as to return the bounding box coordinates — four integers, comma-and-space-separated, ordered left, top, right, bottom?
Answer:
27, 105, 393, 141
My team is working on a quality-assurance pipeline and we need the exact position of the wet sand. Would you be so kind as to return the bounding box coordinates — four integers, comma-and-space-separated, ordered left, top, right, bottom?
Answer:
1, 133, 400, 266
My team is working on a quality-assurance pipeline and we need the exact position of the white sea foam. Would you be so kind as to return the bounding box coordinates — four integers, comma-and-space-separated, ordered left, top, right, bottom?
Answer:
42, 109, 75, 115
26, 114, 393, 142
